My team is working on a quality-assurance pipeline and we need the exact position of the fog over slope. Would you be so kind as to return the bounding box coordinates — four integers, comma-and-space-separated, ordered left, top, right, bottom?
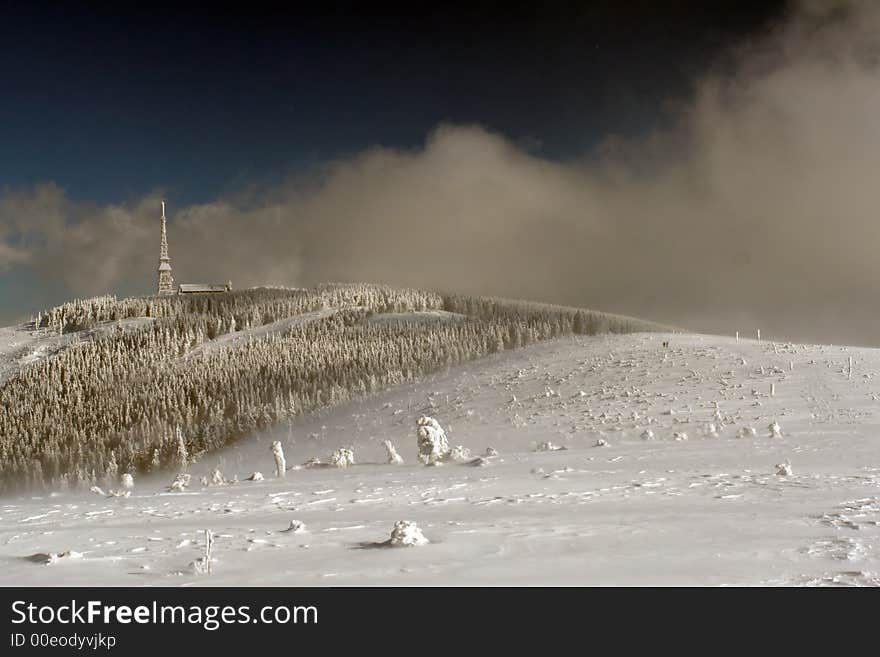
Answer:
2, 0, 879, 345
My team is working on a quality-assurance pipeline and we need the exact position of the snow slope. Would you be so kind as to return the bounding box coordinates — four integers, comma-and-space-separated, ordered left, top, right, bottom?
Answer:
2, 331, 879, 586
182, 308, 339, 360
365, 310, 467, 325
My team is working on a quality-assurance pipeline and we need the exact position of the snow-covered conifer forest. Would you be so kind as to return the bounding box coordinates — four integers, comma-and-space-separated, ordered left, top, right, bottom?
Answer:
0, 283, 663, 493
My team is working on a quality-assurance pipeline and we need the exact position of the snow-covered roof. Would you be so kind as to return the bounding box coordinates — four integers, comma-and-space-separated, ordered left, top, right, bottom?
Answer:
178, 283, 228, 293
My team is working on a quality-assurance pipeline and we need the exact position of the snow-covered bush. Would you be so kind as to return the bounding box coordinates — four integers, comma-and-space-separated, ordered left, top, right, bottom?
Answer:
739, 426, 757, 439
383, 440, 404, 464
484, 446, 499, 457
641, 429, 655, 440
121, 473, 134, 489
168, 473, 191, 492
769, 421, 782, 438
282, 520, 307, 533
271, 441, 286, 478
449, 445, 472, 461
775, 462, 793, 476
175, 426, 189, 471
416, 416, 450, 465
246, 471, 264, 481
210, 468, 225, 486
330, 448, 355, 468
389, 520, 429, 547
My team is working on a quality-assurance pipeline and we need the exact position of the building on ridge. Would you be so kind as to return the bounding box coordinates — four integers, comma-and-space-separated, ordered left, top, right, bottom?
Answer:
155, 202, 232, 296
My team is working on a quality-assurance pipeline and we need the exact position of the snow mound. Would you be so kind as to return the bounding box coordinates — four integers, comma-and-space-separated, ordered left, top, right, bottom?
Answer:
34, 550, 83, 565
389, 521, 429, 547
535, 441, 566, 452
281, 520, 307, 534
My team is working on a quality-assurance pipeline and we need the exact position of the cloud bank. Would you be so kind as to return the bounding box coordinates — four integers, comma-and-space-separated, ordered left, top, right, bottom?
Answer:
3, 1, 880, 345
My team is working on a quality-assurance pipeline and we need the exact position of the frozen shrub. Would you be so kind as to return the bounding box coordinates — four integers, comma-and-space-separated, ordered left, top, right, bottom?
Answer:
775, 462, 793, 476
281, 520, 307, 533
330, 448, 355, 468
383, 440, 404, 464
175, 427, 189, 471
449, 445, 471, 461
389, 520, 429, 547
416, 416, 450, 465
271, 441, 286, 478
168, 473, 191, 492
210, 468, 226, 486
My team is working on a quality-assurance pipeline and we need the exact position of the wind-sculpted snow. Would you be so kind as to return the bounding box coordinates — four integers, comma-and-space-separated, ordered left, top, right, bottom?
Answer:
1, 332, 880, 585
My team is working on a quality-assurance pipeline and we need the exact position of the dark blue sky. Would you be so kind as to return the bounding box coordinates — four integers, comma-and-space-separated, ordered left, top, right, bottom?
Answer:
1, 1, 786, 206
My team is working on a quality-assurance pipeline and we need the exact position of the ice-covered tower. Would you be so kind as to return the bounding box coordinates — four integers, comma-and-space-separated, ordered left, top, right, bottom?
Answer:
156, 201, 174, 295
